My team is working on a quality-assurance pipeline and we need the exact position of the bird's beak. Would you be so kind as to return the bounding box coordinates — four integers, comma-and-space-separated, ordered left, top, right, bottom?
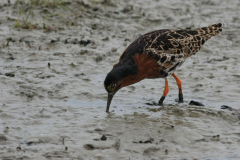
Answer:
106, 93, 114, 112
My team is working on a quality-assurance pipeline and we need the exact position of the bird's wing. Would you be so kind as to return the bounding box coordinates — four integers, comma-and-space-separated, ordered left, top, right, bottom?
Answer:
118, 29, 171, 64
118, 23, 222, 73
141, 23, 222, 73
144, 23, 222, 57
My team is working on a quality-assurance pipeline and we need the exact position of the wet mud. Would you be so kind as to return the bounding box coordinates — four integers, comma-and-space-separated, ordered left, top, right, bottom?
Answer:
1, 0, 240, 159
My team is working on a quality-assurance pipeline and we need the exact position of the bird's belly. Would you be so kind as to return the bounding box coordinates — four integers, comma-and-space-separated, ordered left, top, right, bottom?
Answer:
146, 60, 185, 79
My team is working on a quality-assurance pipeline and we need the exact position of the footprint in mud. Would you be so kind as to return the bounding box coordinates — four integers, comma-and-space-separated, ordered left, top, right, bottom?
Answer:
112, 139, 121, 150
143, 146, 160, 156
0, 134, 7, 141
53, 109, 67, 114
43, 151, 69, 158
83, 144, 111, 150
145, 101, 158, 106
87, 128, 105, 134
195, 135, 220, 143
20, 141, 35, 146
84, 138, 120, 151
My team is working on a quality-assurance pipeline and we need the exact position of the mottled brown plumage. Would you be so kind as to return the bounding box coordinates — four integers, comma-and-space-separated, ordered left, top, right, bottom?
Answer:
119, 23, 222, 78
104, 23, 222, 112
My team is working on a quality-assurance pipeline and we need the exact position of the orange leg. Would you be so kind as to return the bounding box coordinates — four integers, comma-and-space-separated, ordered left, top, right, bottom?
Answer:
159, 78, 169, 105
172, 73, 183, 103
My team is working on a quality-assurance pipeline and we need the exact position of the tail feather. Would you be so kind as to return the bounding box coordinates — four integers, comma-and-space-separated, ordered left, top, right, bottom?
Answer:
188, 23, 222, 46
198, 23, 223, 37
180, 23, 222, 57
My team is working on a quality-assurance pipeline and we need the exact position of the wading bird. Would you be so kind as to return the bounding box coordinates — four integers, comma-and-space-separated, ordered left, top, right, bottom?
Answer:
104, 23, 222, 112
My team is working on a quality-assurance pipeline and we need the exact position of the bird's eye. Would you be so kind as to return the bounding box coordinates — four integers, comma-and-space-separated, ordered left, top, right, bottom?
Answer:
111, 83, 116, 88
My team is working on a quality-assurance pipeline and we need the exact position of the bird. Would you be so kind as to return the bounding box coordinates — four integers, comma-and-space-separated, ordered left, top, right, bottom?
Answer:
104, 23, 222, 112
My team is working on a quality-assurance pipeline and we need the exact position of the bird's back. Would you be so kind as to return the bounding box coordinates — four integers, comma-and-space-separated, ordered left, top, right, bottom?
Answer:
117, 23, 222, 78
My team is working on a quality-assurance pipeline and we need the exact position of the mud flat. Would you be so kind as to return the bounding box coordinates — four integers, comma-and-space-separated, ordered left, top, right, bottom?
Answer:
0, 0, 240, 159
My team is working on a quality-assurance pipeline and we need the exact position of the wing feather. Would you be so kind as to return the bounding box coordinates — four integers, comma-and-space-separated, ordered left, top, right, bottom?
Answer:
120, 23, 222, 74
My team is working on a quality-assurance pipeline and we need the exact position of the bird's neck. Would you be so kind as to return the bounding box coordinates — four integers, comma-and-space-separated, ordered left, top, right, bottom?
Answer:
112, 63, 138, 77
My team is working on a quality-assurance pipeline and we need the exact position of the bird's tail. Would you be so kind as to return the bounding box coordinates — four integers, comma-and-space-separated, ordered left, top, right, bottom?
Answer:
189, 23, 222, 47
198, 23, 223, 37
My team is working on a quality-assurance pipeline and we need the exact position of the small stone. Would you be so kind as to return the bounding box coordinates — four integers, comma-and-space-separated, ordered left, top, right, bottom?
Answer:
26, 141, 35, 146
51, 38, 60, 43
143, 138, 154, 143
7, 54, 14, 60
91, 24, 97, 30
213, 135, 220, 138
221, 105, 232, 111
189, 100, 204, 106
4, 127, 9, 133
5, 72, 15, 77
93, 7, 98, 11
7, 37, 12, 42
165, 149, 168, 154
79, 40, 91, 46
16, 147, 21, 151
101, 135, 107, 141
94, 128, 103, 132
95, 56, 103, 62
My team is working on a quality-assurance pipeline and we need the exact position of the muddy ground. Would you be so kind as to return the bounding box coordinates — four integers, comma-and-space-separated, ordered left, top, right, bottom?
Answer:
0, 0, 240, 159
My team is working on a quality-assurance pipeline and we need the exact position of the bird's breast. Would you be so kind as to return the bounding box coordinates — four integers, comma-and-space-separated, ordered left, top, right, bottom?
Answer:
121, 53, 163, 88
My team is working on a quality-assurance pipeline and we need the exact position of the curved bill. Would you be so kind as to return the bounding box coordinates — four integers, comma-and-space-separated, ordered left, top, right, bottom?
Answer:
106, 93, 114, 112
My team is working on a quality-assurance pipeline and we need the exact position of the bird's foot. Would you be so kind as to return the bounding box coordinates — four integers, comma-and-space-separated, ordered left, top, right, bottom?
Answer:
179, 93, 184, 103
158, 96, 165, 105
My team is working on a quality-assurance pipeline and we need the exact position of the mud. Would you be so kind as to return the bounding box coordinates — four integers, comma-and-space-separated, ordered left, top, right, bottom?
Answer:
1, 0, 240, 159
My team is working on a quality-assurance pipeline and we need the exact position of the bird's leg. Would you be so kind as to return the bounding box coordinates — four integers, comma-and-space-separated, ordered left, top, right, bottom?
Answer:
172, 73, 183, 103
158, 78, 169, 105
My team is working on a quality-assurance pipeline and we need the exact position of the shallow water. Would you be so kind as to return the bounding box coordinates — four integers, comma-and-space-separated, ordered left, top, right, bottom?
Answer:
0, 0, 240, 159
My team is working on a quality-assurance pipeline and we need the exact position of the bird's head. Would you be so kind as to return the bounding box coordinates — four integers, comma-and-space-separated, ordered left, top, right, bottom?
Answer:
104, 64, 138, 112
104, 69, 123, 113
104, 73, 123, 95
